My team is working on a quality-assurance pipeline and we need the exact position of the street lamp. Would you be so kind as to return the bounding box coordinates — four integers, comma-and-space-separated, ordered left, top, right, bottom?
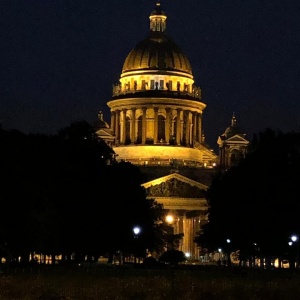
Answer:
133, 226, 141, 237
217, 248, 222, 265
165, 214, 176, 251
226, 239, 232, 267
291, 235, 298, 243
133, 226, 141, 263
290, 235, 299, 268
165, 214, 174, 224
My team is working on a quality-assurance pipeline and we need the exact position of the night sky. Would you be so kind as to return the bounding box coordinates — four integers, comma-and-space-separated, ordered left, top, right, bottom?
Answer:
1, 0, 299, 151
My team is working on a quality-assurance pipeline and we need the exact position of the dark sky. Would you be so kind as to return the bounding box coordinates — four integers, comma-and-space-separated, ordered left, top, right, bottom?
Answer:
1, 0, 300, 151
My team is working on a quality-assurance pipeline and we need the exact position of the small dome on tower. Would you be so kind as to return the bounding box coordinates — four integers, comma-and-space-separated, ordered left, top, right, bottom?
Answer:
224, 114, 244, 138
94, 111, 109, 130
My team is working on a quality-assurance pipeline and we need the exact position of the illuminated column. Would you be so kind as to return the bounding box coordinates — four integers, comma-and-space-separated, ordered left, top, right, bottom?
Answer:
176, 109, 181, 145
190, 124, 193, 146
154, 107, 158, 144
120, 109, 127, 144
198, 113, 202, 143
187, 218, 192, 256
130, 108, 136, 144
192, 112, 197, 144
191, 217, 199, 259
142, 107, 147, 144
111, 111, 115, 135
182, 213, 189, 254
185, 111, 190, 146
165, 108, 171, 144
115, 110, 120, 144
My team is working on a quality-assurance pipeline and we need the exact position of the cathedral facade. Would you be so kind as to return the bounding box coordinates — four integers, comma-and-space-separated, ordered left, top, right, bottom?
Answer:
96, 2, 248, 260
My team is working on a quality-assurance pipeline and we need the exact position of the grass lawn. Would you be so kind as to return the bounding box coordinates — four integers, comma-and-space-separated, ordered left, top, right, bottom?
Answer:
0, 263, 300, 299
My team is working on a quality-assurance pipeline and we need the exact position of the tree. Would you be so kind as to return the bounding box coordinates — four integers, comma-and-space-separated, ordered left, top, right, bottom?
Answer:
159, 250, 186, 265
93, 161, 165, 262
0, 122, 169, 264
196, 129, 300, 267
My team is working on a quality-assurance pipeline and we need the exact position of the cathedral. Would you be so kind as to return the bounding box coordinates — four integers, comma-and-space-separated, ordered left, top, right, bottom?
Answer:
95, 2, 249, 260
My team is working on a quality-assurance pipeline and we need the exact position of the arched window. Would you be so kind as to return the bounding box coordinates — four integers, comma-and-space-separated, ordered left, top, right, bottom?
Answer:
230, 149, 243, 166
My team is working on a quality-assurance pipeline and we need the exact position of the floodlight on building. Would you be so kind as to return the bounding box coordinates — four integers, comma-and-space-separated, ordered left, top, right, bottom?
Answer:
166, 214, 174, 224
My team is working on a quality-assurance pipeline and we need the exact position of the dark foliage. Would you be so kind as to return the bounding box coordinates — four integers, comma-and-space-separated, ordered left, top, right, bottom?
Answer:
0, 122, 164, 263
159, 250, 186, 265
196, 129, 300, 261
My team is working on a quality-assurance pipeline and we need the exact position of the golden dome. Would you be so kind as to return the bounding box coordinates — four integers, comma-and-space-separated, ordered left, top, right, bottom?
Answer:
121, 2, 193, 76
122, 35, 193, 76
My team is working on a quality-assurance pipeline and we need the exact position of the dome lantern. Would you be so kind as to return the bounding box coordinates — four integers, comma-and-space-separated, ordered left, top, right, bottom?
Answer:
149, 2, 167, 33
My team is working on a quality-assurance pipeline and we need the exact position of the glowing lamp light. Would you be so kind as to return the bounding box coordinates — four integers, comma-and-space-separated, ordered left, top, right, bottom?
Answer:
185, 252, 191, 258
133, 226, 141, 235
291, 235, 298, 242
165, 215, 174, 224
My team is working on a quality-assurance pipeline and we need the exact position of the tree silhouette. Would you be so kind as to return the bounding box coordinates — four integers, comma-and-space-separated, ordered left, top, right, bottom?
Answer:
196, 129, 300, 267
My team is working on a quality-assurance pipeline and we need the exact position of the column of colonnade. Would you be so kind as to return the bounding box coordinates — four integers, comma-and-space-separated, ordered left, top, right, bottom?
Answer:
130, 108, 136, 144
193, 112, 197, 143
166, 211, 202, 260
154, 108, 158, 144
181, 213, 202, 259
142, 108, 147, 144
110, 107, 203, 146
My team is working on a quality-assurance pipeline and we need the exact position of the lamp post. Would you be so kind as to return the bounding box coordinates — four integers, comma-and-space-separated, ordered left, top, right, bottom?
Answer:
226, 239, 232, 267
165, 214, 174, 251
217, 248, 222, 266
291, 235, 299, 269
133, 226, 141, 263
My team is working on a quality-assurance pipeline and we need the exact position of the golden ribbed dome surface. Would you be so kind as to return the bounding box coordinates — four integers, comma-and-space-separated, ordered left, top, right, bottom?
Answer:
122, 32, 193, 75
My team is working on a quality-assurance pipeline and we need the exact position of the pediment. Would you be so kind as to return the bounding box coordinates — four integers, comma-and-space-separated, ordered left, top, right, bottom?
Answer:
226, 134, 249, 143
96, 128, 114, 136
141, 173, 208, 198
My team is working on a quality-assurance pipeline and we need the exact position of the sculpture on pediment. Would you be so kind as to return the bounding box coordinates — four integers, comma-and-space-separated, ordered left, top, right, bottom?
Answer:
147, 178, 206, 198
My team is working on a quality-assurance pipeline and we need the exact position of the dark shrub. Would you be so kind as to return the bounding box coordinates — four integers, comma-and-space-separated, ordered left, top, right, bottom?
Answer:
143, 256, 158, 267
159, 250, 186, 265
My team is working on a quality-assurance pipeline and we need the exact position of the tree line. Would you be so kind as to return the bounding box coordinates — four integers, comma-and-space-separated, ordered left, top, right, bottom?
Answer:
196, 128, 300, 268
0, 121, 167, 264
1, 121, 299, 267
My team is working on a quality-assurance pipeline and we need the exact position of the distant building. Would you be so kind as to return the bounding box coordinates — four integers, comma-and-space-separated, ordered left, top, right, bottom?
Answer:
96, 2, 249, 259
218, 113, 249, 170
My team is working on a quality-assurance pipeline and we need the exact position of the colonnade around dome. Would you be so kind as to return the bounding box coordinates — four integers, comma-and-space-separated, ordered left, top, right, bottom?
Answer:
108, 101, 204, 147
